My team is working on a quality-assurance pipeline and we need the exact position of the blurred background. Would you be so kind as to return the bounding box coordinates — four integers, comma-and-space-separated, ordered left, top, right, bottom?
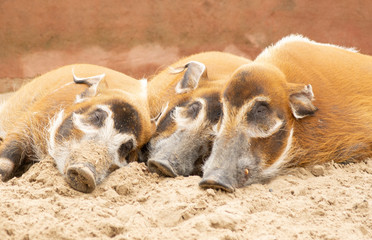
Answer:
1, 0, 372, 93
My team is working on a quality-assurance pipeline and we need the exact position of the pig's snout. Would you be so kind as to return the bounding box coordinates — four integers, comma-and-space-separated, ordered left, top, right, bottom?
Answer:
199, 172, 234, 193
147, 158, 177, 177
66, 163, 97, 193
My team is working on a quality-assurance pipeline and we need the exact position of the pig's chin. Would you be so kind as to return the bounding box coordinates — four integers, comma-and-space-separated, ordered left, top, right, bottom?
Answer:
192, 140, 214, 176
189, 155, 205, 177
236, 173, 250, 189
236, 158, 269, 187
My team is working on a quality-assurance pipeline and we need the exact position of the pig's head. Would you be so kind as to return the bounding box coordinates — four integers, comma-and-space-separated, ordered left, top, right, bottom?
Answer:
147, 61, 222, 177
200, 63, 317, 192
48, 72, 152, 193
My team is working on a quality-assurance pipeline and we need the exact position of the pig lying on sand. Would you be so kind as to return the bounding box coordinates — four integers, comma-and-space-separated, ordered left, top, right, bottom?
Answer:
0, 64, 154, 193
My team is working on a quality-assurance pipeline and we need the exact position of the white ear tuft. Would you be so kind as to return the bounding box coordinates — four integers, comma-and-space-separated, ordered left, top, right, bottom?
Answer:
152, 102, 169, 126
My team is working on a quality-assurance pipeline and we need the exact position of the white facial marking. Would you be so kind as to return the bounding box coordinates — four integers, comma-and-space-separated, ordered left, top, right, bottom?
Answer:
248, 118, 283, 138
236, 96, 271, 122
263, 127, 294, 177
212, 123, 219, 136
48, 110, 65, 159
173, 98, 207, 130
153, 102, 169, 127
48, 105, 137, 174
72, 112, 97, 134
219, 96, 272, 134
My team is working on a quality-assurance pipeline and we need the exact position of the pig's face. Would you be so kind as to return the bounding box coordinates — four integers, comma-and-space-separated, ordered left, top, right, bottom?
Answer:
147, 92, 222, 177
49, 91, 144, 193
200, 64, 317, 192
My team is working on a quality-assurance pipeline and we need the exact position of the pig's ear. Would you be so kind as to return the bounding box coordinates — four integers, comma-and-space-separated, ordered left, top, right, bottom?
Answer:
72, 68, 105, 103
288, 83, 318, 119
171, 61, 206, 94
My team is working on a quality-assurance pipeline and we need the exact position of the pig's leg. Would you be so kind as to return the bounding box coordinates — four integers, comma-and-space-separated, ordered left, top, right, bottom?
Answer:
0, 140, 25, 181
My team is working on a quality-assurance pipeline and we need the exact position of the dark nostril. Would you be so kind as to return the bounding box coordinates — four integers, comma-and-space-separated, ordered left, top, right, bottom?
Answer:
199, 177, 235, 193
147, 159, 177, 177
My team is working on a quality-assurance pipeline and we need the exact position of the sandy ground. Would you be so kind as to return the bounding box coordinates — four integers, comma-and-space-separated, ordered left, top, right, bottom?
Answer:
0, 91, 371, 240
0, 154, 371, 240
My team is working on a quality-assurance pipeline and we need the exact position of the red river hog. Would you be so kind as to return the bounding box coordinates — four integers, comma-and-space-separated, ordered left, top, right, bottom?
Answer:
200, 35, 372, 192
146, 52, 251, 177
0, 64, 153, 192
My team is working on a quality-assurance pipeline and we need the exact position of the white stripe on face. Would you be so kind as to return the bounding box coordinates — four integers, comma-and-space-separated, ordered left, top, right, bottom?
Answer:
154, 102, 169, 127
263, 127, 294, 177
48, 105, 138, 174
48, 109, 65, 159
219, 96, 272, 134
173, 98, 207, 130
71, 105, 111, 135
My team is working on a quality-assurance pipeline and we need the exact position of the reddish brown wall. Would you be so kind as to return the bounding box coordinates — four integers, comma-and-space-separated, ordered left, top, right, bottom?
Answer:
1, 0, 372, 92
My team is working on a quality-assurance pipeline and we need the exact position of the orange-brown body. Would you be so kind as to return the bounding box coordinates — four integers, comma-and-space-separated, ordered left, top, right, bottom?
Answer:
147, 52, 251, 176
0, 64, 153, 192
148, 51, 252, 118
200, 35, 372, 192
255, 36, 372, 166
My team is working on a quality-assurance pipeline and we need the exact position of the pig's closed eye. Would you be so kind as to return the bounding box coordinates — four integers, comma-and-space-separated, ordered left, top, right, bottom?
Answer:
89, 109, 108, 127
119, 140, 134, 157
255, 104, 269, 117
185, 101, 202, 119
248, 101, 270, 120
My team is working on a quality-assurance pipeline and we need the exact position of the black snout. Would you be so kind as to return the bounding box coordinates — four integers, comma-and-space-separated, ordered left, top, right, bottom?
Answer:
147, 159, 177, 177
199, 175, 234, 193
